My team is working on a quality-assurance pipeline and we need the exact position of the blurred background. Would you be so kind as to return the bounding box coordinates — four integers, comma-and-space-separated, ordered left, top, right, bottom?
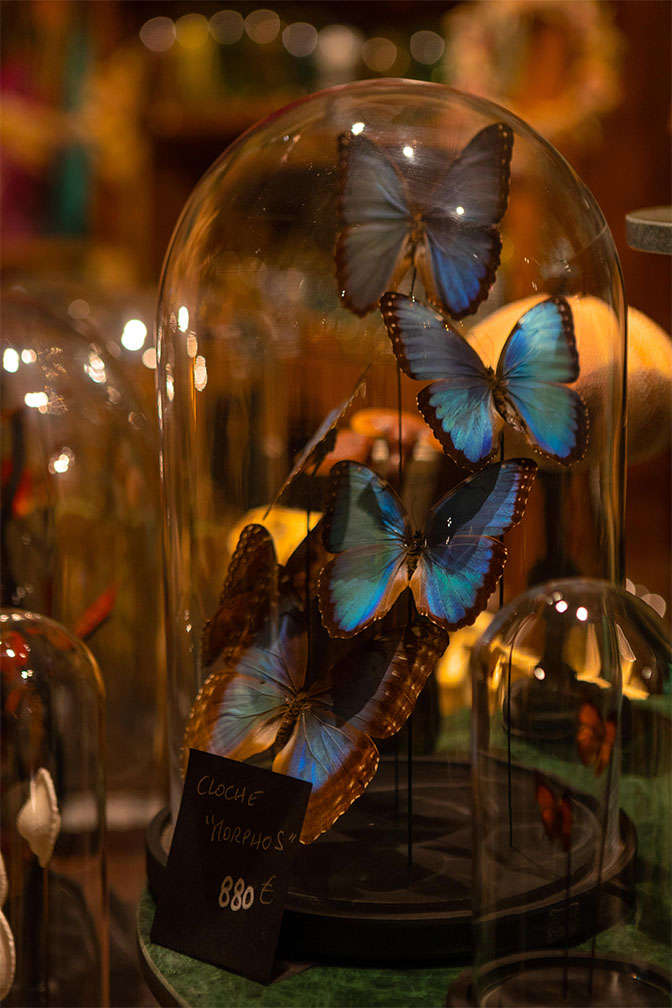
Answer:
1, 1, 670, 1004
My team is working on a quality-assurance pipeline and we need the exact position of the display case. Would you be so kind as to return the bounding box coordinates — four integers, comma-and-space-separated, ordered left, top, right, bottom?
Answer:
154, 79, 626, 961
0, 291, 162, 803
0, 610, 107, 1006
458, 578, 671, 1005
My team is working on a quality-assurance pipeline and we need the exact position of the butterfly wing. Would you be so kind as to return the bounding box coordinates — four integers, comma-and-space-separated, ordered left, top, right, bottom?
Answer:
336, 133, 413, 316
497, 297, 589, 464
577, 702, 616, 775
425, 459, 537, 541
280, 519, 329, 611
185, 615, 306, 769
535, 778, 572, 850
330, 619, 449, 739
319, 462, 410, 637
266, 370, 368, 515
380, 292, 499, 467
273, 708, 379, 843
419, 123, 513, 318
201, 524, 278, 669
410, 460, 536, 631
536, 779, 560, 842
411, 537, 507, 632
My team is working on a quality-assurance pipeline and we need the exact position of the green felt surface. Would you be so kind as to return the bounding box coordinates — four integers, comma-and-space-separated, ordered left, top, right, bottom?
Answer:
138, 892, 462, 1007
138, 698, 671, 1006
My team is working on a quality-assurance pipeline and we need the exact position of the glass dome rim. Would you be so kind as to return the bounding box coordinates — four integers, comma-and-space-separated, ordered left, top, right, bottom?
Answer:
474, 577, 670, 650
0, 607, 106, 697
154, 76, 620, 331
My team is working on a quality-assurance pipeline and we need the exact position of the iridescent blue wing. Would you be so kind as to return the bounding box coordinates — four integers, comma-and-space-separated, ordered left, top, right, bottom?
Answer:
419, 123, 513, 318
184, 616, 306, 765
265, 368, 368, 516
336, 132, 413, 316
319, 545, 408, 639
409, 460, 536, 631
410, 536, 507, 632
426, 459, 537, 541
497, 297, 589, 465
380, 292, 500, 467
273, 709, 379, 843
319, 462, 410, 637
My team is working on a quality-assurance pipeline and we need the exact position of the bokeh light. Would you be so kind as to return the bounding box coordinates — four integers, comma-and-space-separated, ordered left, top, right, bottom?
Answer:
176, 13, 209, 51
121, 319, 147, 352
282, 22, 318, 58
245, 9, 280, 45
209, 10, 244, 45
361, 37, 397, 74
410, 30, 445, 65
139, 16, 176, 53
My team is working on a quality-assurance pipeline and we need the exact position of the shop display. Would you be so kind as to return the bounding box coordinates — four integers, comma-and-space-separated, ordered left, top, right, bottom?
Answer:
153, 79, 625, 965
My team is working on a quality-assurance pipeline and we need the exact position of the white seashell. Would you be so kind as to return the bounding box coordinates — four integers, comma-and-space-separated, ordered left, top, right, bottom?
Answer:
16, 767, 61, 868
0, 852, 6, 906
0, 910, 16, 1001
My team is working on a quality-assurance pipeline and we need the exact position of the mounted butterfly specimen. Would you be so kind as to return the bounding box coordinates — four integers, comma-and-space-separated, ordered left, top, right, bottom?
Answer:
535, 775, 573, 852
318, 458, 536, 639
336, 123, 513, 318
577, 702, 616, 776
380, 292, 589, 469
185, 608, 448, 843
200, 520, 330, 672
265, 369, 368, 517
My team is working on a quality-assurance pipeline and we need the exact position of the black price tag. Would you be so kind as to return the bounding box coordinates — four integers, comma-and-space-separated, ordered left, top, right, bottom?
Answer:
150, 748, 312, 984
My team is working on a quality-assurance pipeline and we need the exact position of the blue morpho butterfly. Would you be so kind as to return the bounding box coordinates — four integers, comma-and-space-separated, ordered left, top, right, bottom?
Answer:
318, 458, 536, 639
265, 368, 369, 517
380, 292, 589, 469
186, 527, 448, 842
336, 122, 513, 318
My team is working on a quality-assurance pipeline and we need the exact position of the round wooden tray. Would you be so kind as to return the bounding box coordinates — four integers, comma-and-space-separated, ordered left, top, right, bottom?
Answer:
146, 757, 636, 965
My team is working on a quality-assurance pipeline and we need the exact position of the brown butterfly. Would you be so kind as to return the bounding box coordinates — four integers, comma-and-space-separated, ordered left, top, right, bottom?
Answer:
536, 775, 572, 852
577, 702, 616, 776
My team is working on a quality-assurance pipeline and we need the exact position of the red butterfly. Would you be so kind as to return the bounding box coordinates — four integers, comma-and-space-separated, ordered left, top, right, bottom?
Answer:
577, 702, 616, 776
535, 776, 572, 852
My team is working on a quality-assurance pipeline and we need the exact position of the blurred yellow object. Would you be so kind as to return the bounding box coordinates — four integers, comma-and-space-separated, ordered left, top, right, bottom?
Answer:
468, 296, 671, 467
436, 612, 492, 714
626, 307, 672, 464
227, 506, 320, 565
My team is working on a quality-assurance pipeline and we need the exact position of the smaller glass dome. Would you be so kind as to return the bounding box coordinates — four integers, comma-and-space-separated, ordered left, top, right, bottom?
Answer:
469, 578, 671, 1007
0, 610, 107, 1007
1, 290, 162, 799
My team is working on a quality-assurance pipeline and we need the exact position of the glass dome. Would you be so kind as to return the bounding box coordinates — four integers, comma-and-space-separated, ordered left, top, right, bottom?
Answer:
1, 290, 163, 803
156, 80, 626, 961
468, 579, 671, 1006
0, 610, 107, 1006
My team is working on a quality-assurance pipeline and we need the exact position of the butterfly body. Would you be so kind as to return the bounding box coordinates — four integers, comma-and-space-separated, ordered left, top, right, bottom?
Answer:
186, 607, 448, 842
536, 776, 573, 852
337, 123, 513, 318
381, 292, 589, 468
319, 458, 536, 638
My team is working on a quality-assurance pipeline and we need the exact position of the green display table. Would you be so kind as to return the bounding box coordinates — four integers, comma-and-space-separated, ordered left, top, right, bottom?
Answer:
137, 890, 462, 1007
138, 698, 671, 1006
